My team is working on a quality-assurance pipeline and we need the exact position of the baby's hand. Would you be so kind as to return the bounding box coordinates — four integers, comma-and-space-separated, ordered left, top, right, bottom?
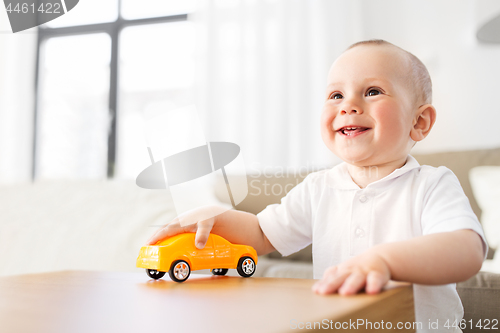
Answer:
312, 251, 391, 296
145, 205, 227, 249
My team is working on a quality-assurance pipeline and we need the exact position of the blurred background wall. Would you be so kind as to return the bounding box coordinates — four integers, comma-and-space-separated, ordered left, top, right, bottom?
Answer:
0, 0, 499, 184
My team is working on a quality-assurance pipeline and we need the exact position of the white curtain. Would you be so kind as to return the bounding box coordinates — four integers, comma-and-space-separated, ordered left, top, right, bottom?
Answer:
191, 0, 363, 174
0, 19, 37, 184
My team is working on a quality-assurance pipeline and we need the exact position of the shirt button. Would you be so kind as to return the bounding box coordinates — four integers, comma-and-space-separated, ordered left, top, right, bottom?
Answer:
359, 195, 368, 203
355, 228, 365, 238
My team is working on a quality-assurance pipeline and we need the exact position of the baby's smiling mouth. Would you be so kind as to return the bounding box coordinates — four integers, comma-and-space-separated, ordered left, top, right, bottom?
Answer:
336, 126, 371, 136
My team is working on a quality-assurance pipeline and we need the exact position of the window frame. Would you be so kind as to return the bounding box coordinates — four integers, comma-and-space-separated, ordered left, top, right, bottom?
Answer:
33, 2, 188, 179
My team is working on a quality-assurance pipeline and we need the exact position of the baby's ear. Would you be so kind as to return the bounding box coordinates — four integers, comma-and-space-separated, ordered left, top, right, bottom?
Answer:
410, 104, 436, 142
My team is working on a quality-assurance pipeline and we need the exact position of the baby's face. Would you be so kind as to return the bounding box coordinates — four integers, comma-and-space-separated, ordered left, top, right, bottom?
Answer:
320, 44, 417, 167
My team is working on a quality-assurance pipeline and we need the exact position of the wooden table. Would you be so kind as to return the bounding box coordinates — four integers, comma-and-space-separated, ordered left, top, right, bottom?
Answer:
0, 271, 415, 333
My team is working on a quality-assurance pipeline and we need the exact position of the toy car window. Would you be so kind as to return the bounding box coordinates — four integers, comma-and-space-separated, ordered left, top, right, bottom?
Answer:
214, 236, 230, 247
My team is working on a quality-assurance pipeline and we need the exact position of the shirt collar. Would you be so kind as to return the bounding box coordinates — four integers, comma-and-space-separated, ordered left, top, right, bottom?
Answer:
327, 155, 421, 190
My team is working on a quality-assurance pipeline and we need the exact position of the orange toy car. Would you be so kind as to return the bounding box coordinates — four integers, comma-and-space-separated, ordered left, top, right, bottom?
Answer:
136, 233, 258, 282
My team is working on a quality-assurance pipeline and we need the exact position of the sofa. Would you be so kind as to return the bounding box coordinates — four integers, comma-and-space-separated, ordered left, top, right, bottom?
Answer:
1, 148, 499, 333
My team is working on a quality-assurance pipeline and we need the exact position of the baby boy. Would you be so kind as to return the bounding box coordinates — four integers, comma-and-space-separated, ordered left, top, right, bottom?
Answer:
147, 40, 487, 332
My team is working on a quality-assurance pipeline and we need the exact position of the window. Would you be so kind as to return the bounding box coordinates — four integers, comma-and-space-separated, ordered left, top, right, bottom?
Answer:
36, 33, 111, 179
117, 21, 196, 179
34, 1, 194, 180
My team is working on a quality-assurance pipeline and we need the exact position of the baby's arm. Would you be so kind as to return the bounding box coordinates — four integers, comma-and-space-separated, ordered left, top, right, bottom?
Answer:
313, 229, 484, 295
146, 206, 276, 256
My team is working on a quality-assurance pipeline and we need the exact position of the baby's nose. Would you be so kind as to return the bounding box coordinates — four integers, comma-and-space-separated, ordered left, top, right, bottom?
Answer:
341, 108, 362, 115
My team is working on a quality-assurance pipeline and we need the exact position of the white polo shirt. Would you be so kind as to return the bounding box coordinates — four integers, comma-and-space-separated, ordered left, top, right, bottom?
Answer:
258, 155, 487, 333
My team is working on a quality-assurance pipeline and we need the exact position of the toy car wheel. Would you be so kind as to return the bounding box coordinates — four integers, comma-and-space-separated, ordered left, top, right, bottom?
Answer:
237, 256, 256, 277
146, 269, 166, 280
169, 260, 191, 282
211, 268, 229, 276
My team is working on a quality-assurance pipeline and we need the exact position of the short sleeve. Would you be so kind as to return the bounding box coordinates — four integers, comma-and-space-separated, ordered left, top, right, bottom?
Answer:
422, 167, 488, 259
257, 175, 314, 256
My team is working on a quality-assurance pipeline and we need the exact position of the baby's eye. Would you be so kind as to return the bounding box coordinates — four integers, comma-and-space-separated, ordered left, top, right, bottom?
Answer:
366, 88, 381, 97
329, 92, 343, 100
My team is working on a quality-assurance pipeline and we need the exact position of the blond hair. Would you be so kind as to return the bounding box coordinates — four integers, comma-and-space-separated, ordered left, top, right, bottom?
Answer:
348, 39, 432, 106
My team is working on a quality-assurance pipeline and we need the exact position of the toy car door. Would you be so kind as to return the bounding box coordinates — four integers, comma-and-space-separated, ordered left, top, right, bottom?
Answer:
213, 235, 232, 268
190, 235, 215, 270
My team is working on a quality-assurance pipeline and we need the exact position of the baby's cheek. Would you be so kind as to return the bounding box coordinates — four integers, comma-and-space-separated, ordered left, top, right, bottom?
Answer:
320, 107, 336, 131
377, 111, 407, 141
319, 115, 336, 152
320, 114, 335, 143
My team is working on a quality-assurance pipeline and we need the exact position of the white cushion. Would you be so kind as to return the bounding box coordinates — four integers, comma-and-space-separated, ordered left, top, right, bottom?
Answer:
470, 166, 500, 249
469, 166, 500, 273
